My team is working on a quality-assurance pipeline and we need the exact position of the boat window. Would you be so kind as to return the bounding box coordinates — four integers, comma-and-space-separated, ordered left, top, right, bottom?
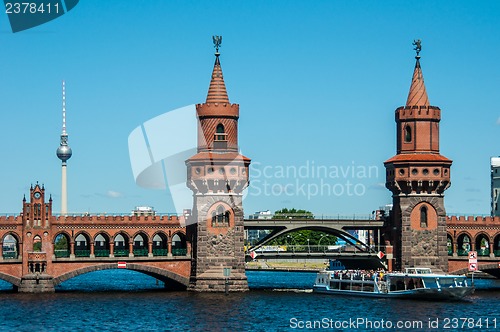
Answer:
437, 277, 456, 288
423, 278, 439, 289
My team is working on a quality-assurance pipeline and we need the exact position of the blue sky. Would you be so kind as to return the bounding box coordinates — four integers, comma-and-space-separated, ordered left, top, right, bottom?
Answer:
0, 1, 499, 216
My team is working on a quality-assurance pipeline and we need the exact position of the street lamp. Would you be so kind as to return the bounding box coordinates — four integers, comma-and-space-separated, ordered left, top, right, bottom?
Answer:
318, 234, 329, 252
307, 239, 310, 253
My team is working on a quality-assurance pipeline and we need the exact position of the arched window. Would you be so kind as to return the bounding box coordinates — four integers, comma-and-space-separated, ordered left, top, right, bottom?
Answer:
214, 123, 228, 149
404, 125, 412, 143
33, 235, 42, 252
420, 206, 428, 228
216, 123, 225, 134
217, 205, 225, 224
215, 123, 227, 141
212, 205, 230, 227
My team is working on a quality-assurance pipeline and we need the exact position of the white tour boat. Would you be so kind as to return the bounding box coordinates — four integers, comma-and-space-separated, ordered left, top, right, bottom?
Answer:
313, 267, 474, 300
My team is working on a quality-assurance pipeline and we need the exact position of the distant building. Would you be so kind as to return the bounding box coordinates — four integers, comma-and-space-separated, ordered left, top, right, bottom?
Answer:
248, 210, 273, 220
245, 210, 272, 245
131, 206, 156, 217
492, 157, 500, 216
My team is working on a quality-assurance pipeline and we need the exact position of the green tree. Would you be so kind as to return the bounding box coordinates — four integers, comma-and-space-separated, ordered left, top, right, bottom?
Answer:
270, 208, 336, 245
54, 234, 68, 250
273, 208, 314, 220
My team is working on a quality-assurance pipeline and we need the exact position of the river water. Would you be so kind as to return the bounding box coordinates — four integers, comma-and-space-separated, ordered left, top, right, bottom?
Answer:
0, 270, 498, 331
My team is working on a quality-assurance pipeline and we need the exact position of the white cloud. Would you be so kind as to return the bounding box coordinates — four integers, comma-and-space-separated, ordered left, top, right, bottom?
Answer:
106, 190, 123, 198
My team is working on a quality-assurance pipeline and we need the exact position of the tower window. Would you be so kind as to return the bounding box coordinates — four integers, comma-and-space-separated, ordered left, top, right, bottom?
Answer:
404, 125, 412, 143
211, 205, 230, 227
214, 123, 227, 141
420, 206, 428, 228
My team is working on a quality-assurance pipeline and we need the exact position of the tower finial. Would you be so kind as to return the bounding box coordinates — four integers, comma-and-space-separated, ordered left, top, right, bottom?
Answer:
413, 39, 422, 59
213, 35, 222, 55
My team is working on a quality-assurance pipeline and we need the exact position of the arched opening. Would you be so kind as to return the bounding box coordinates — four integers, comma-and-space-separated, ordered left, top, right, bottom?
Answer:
33, 235, 42, 252
114, 233, 129, 257
171, 233, 187, 256
2, 234, 19, 259
54, 233, 70, 258
447, 234, 453, 256
494, 234, 500, 257
55, 268, 188, 292
475, 234, 490, 256
152, 233, 168, 256
214, 123, 228, 149
75, 233, 91, 257
404, 125, 412, 143
215, 123, 226, 139
94, 233, 110, 257
420, 206, 428, 228
133, 233, 148, 257
212, 205, 230, 227
457, 234, 471, 256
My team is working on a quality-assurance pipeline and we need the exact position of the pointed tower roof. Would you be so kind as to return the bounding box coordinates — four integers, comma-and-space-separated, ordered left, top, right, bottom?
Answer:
405, 40, 430, 107
206, 54, 229, 104
406, 56, 430, 107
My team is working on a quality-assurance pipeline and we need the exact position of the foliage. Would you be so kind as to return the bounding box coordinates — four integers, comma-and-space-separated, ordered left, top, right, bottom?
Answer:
269, 230, 336, 246
272, 208, 314, 220
269, 208, 336, 245
54, 235, 68, 250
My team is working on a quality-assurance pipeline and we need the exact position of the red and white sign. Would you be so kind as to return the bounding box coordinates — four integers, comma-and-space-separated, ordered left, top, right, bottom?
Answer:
377, 251, 385, 259
117, 262, 127, 269
468, 251, 477, 263
249, 251, 257, 260
468, 262, 477, 272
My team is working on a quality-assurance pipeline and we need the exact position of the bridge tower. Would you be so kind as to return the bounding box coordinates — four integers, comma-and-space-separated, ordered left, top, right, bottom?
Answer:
19, 183, 55, 292
384, 41, 452, 272
185, 37, 251, 291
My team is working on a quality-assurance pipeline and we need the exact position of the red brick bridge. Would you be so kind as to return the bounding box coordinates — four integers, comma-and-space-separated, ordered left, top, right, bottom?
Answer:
0, 184, 191, 292
446, 216, 500, 277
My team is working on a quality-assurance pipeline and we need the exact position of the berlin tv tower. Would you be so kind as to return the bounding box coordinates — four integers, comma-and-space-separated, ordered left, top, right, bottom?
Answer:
56, 81, 72, 215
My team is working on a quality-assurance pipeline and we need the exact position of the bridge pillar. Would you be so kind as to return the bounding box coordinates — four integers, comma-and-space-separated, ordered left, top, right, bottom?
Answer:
90, 242, 95, 258
70, 241, 75, 259
19, 274, 55, 293
185, 42, 251, 292
148, 241, 153, 257
128, 241, 134, 257
167, 240, 172, 257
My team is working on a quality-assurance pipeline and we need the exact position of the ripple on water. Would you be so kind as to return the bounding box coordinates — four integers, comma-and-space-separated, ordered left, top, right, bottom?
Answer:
0, 270, 498, 331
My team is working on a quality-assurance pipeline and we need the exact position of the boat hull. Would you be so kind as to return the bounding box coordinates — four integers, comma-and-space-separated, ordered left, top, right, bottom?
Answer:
313, 285, 474, 301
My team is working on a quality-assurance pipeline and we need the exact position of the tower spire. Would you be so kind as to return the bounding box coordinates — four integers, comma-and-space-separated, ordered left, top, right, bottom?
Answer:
206, 35, 229, 104
406, 39, 430, 107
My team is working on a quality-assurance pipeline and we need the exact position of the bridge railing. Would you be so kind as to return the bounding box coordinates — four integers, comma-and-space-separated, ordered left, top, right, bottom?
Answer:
250, 244, 382, 255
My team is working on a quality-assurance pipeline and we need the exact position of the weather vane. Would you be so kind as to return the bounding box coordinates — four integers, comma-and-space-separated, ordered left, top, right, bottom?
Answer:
413, 39, 422, 57
213, 35, 222, 53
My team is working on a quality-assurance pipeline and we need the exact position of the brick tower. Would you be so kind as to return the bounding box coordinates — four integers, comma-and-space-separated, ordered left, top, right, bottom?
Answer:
186, 37, 251, 291
384, 41, 452, 272
19, 183, 55, 292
